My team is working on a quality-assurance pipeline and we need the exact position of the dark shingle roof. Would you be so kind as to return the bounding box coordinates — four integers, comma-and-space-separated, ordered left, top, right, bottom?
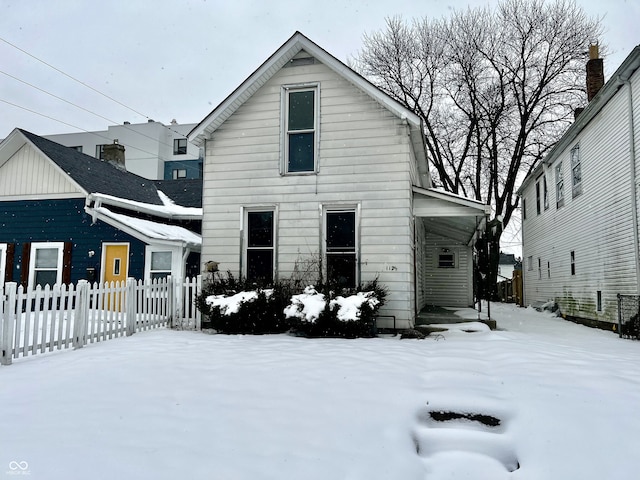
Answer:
20, 129, 163, 205
153, 179, 203, 208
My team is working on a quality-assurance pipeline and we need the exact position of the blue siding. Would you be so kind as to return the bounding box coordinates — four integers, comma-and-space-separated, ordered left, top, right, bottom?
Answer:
0, 199, 146, 283
164, 159, 203, 180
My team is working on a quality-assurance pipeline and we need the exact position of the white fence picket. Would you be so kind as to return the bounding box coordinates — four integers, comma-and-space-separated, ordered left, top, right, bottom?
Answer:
0, 276, 201, 366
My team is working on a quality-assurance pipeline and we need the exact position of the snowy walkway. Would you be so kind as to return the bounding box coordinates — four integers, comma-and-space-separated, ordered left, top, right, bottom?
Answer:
1, 304, 639, 479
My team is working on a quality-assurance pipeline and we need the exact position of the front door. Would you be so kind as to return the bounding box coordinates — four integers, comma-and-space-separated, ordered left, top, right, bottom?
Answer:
102, 243, 129, 311
102, 243, 129, 284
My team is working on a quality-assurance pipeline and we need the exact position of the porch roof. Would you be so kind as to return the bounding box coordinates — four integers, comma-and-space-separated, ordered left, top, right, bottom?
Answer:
412, 187, 490, 246
85, 206, 202, 251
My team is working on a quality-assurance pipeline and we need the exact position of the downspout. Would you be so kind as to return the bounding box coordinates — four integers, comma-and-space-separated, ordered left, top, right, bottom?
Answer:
626, 80, 640, 293
181, 246, 192, 281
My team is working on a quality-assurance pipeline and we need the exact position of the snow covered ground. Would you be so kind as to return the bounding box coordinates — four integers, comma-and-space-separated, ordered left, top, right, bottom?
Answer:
1, 303, 640, 479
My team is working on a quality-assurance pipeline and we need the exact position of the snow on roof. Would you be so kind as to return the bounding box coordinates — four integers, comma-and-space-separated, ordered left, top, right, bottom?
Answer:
89, 192, 202, 220
92, 206, 201, 247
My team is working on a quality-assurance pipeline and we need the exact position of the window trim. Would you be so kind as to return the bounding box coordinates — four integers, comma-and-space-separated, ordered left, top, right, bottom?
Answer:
241, 206, 278, 283
28, 242, 65, 289
173, 138, 187, 155
571, 144, 582, 198
555, 161, 564, 209
0, 243, 6, 287
322, 204, 360, 288
570, 250, 576, 276
144, 245, 181, 281
281, 83, 320, 175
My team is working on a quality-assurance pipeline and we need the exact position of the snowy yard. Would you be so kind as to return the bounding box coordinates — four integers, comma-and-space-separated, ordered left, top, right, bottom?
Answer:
1, 304, 640, 480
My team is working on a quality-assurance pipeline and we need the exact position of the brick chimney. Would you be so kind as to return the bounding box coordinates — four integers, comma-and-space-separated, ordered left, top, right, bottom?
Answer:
103, 140, 126, 171
586, 43, 604, 102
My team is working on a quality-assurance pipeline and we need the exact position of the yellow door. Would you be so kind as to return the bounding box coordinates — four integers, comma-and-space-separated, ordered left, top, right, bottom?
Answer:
102, 244, 129, 311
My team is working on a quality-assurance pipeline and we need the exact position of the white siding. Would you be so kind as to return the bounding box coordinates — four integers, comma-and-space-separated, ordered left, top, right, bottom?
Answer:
423, 233, 473, 307
0, 143, 81, 198
201, 59, 416, 326
522, 71, 640, 324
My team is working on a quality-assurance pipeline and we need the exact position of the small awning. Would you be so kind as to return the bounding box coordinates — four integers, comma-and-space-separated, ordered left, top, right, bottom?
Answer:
413, 187, 490, 246
85, 206, 202, 251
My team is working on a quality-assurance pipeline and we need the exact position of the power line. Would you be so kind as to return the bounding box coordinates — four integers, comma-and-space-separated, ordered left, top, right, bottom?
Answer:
0, 36, 149, 120
0, 35, 192, 141
0, 68, 188, 152
0, 98, 170, 161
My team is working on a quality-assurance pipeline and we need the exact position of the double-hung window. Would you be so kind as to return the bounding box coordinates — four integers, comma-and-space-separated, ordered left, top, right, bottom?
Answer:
535, 178, 542, 215
244, 210, 275, 283
325, 208, 358, 288
283, 84, 318, 174
29, 242, 64, 288
555, 161, 564, 209
571, 145, 582, 197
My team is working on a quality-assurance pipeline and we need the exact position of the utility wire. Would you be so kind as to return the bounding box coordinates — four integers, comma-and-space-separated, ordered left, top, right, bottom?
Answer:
0, 97, 170, 161
0, 36, 149, 119
0, 36, 192, 140
0, 68, 187, 152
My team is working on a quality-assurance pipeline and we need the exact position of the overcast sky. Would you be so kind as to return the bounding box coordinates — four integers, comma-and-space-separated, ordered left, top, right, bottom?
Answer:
1, 0, 638, 140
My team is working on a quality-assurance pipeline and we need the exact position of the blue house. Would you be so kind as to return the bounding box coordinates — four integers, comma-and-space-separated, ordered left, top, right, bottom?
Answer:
0, 129, 202, 290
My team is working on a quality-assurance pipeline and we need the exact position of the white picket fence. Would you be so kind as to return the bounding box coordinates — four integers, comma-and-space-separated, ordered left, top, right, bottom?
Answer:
0, 275, 202, 366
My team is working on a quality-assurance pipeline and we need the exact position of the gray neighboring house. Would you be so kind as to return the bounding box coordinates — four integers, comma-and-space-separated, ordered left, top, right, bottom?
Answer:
518, 45, 640, 328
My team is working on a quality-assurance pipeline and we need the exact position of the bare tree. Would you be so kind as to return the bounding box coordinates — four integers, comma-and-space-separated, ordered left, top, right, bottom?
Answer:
354, 0, 602, 298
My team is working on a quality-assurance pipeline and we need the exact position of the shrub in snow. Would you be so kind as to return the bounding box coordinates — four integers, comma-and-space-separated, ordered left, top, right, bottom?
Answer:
285, 280, 386, 338
196, 271, 290, 334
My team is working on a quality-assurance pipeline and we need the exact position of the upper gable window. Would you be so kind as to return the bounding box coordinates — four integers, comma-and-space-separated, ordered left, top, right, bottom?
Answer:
571, 145, 582, 198
283, 84, 319, 174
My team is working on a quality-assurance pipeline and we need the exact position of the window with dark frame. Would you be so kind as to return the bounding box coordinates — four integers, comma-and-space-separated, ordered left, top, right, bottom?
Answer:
96, 144, 107, 160
246, 211, 274, 283
172, 168, 187, 179
438, 249, 455, 268
570, 251, 576, 275
173, 138, 187, 155
536, 180, 541, 215
538, 257, 542, 279
597, 290, 602, 312
325, 210, 356, 288
286, 87, 316, 173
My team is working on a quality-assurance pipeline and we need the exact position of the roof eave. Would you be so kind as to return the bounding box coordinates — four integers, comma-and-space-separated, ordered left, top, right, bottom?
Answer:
188, 31, 422, 146
519, 45, 640, 195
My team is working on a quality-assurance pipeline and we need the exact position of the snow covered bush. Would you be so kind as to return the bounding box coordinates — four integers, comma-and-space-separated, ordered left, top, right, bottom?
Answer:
196, 272, 290, 334
285, 280, 386, 338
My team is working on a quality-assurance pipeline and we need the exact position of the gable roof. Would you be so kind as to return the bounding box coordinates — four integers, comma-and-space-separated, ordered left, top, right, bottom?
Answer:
17, 129, 164, 205
188, 31, 427, 174
519, 45, 640, 194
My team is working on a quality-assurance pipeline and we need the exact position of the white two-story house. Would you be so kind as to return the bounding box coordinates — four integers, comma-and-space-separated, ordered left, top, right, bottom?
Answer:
519, 45, 640, 329
188, 32, 489, 329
